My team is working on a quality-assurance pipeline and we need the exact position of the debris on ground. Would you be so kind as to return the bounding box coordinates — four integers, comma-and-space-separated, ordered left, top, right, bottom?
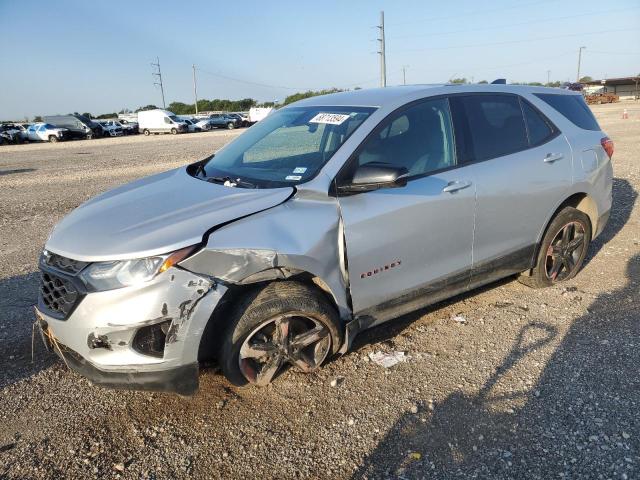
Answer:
368, 351, 408, 368
452, 315, 467, 324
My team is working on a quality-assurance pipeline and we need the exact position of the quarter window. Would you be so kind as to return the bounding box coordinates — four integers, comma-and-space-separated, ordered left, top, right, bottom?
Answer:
355, 98, 456, 177
450, 94, 528, 162
522, 100, 555, 146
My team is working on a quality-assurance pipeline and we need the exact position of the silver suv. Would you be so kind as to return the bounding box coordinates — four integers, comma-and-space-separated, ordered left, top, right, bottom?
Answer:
35, 85, 613, 394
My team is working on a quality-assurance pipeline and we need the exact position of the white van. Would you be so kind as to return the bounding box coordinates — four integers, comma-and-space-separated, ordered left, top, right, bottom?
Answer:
137, 109, 187, 135
248, 107, 274, 124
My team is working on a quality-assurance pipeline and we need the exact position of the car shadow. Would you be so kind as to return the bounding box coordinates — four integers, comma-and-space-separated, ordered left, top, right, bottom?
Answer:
351, 252, 640, 478
0, 168, 36, 177
0, 272, 54, 389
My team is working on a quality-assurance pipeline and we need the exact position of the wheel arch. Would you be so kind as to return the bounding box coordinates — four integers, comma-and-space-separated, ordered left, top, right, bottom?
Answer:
197, 271, 344, 363
531, 192, 597, 269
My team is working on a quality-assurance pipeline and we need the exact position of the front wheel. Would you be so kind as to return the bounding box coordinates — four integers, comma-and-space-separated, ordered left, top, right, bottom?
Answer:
519, 207, 591, 288
171, 128, 177, 135
48, 135, 58, 143
226, 122, 235, 130
220, 281, 342, 387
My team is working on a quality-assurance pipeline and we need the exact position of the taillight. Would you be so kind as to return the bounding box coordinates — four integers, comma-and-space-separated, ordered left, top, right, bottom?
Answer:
601, 136, 614, 158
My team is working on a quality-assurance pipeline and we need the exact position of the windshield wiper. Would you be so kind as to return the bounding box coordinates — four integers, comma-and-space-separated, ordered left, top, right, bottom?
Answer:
207, 176, 256, 189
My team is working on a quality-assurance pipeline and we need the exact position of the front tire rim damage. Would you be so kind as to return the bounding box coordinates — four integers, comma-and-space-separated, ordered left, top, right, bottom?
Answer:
238, 313, 332, 386
545, 221, 586, 281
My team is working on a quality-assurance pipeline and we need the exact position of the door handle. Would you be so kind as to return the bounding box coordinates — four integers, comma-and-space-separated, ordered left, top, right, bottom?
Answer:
544, 153, 564, 163
443, 180, 472, 193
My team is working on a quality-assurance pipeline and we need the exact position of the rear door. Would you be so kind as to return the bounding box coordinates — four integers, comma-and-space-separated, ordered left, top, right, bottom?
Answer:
337, 97, 476, 319
449, 93, 572, 285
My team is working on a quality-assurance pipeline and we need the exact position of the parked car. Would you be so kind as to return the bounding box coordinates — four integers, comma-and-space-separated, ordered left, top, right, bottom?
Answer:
227, 113, 247, 127
194, 118, 212, 131
137, 109, 187, 135
181, 119, 202, 133
97, 121, 124, 137
207, 113, 240, 130
0, 124, 24, 143
101, 119, 137, 135
26, 123, 69, 142
43, 114, 101, 139
34, 85, 612, 395
0, 131, 12, 145
248, 107, 274, 124
1, 123, 28, 142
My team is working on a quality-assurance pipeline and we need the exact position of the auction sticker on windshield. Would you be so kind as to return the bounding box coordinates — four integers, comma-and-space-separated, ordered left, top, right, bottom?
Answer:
309, 113, 350, 125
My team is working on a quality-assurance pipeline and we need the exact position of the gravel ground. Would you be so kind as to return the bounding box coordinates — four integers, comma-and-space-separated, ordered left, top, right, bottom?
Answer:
0, 104, 639, 479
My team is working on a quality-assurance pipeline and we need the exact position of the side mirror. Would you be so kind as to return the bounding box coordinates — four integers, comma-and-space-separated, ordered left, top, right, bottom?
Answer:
337, 163, 408, 194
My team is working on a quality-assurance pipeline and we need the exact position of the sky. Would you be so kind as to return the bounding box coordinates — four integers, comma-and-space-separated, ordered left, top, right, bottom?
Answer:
1, 0, 638, 120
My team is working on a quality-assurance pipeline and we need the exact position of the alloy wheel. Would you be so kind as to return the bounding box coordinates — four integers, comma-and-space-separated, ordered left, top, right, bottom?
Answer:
238, 313, 332, 386
545, 221, 586, 281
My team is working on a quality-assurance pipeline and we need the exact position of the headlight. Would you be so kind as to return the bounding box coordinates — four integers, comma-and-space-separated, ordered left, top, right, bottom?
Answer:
79, 245, 197, 292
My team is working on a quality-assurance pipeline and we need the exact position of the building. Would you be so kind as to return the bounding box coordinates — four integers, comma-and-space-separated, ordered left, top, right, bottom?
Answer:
584, 76, 640, 101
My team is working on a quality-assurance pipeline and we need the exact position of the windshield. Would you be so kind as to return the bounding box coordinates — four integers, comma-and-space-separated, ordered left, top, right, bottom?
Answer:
199, 106, 375, 188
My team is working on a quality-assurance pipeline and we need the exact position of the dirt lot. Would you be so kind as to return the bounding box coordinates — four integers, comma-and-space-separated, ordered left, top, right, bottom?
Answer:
0, 104, 639, 479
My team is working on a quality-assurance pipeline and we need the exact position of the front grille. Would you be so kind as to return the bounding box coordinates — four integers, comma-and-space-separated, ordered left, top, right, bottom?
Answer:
40, 272, 81, 319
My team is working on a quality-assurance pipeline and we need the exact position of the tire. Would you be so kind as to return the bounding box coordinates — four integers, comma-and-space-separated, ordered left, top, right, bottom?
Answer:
48, 135, 58, 143
518, 207, 591, 288
171, 128, 177, 135
220, 281, 342, 387
227, 122, 235, 130
143, 129, 150, 136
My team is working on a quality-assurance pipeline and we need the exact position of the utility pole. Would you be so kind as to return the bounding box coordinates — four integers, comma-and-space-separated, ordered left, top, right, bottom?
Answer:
547, 70, 551, 85
576, 46, 586, 83
377, 11, 386, 87
402, 65, 409, 85
151, 57, 166, 109
192, 64, 199, 114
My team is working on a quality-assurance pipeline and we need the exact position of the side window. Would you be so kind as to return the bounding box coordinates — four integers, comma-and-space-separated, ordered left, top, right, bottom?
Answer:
533, 93, 600, 131
450, 94, 528, 162
164, 117, 171, 124
356, 98, 456, 177
521, 99, 556, 146
38, 125, 46, 132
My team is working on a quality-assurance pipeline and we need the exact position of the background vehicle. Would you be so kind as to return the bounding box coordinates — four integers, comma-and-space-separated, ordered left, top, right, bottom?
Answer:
43, 114, 101, 139
207, 113, 239, 129
194, 118, 212, 131
102, 119, 137, 135
227, 113, 247, 127
181, 118, 202, 133
97, 121, 124, 137
137, 109, 187, 135
26, 123, 69, 142
1, 123, 28, 142
248, 107, 274, 124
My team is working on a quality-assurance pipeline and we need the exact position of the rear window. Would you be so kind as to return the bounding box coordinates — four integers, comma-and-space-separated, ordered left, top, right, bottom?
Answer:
534, 93, 600, 131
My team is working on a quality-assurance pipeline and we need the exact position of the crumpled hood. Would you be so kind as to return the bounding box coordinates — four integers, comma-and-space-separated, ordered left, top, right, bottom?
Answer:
46, 167, 293, 261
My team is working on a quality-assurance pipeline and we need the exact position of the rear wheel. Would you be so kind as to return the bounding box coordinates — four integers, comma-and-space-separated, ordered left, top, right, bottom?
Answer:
227, 122, 235, 130
220, 281, 342, 387
518, 207, 591, 288
143, 129, 150, 136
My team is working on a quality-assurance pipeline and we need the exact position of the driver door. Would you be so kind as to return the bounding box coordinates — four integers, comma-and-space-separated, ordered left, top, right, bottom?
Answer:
336, 97, 476, 320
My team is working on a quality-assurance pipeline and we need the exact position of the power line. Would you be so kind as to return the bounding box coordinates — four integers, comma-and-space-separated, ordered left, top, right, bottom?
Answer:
387, 0, 555, 25
388, 6, 640, 40
196, 67, 306, 91
391, 28, 639, 53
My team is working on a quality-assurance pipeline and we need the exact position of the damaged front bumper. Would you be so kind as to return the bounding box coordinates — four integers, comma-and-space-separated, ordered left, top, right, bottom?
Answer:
35, 267, 227, 395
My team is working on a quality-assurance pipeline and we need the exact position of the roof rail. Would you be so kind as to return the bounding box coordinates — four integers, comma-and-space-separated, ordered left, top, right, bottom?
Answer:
491, 78, 507, 84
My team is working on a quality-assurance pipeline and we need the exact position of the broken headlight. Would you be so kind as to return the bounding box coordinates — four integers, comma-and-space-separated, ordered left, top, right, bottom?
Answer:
79, 246, 197, 292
